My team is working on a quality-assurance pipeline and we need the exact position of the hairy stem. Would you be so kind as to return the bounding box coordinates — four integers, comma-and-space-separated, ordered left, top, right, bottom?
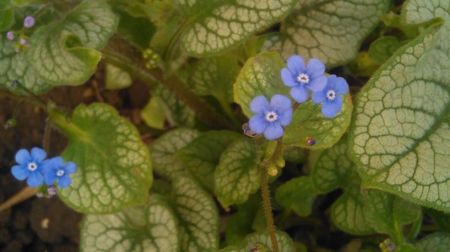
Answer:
103, 38, 236, 130
260, 141, 283, 252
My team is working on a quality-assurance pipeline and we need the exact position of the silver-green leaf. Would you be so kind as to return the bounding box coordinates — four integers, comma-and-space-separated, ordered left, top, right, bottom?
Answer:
349, 4, 450, 211
52, 103, 152, 214
274, 0, 390, 67
27, 0, 118, 85
80, 195, 179, 252
215, 138, 260, 208
171, 176, 219, 252
180, 0, 297, 56
151, 128, 200, 180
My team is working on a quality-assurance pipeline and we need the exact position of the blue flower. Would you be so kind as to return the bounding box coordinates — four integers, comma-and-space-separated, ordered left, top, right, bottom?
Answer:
249, 94, 293, 140
43, 157, 77, 188
312, 75, 349, 118
11, 147, 48, 187
281, 55, 327, 103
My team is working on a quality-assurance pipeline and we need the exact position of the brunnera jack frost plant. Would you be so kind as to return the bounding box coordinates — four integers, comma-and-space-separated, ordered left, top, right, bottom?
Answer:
0, 0, 449, 251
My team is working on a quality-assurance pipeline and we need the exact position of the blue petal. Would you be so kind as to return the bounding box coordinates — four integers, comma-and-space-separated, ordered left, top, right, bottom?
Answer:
31, 147, 47, 162
11, 165, 29, 180
44, 170, 57, 186
250, 96, 269, 114
249, 115, 267, 134
287, 55, 305, 73
278, 108, 293, 126
281, 68, 297, 87
65, 162, 77, 174
270, 94, 291, 111
322, 96, 343, 118
290, 86, 308, 103
306, 58, 325, 78
334, 77, 349, 95
26, 172, 44, 187
58, 176, 72, 188
308, 76, 327, 92
48, 156, 64, 168
312, 90, 326, 104
263, 123, 284, 140
15, 149, 31, 164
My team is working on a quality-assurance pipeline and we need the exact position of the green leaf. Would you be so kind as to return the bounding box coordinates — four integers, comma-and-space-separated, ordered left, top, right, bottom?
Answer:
52, 103, 152, 214
141, 96, 167, 130
234, 51, 289, 117
153, 86, 196, 127
416, 233, 450, 252
275, 176, 317, 217
225, 195, 260, 246
283, 97, 353, 150
0, 8, 14, 32
0, 36, 50, 94
349, 19, 450, 210
241, 231, 295, 252
311, 136, 356, 193
330, 186, 375, 235
180, 0, 297, 56
171, 176, 219, 251
178, 131, 242, 191
214, 138, 260, 208
402, 0, 450, 24
368, 36, 403, 64
427, 209, 450, 232
27, 0, 118, 85
363, 191, 421, 238
105, 64, 132, 90
150, 128, 200, 179
80, 194, 179, 252
188, 55, 239, 102
275, 0, 390, 67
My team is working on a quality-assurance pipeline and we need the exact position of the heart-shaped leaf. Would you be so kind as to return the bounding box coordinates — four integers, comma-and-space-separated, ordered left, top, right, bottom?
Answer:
27, 0, 118, 85
274, 0, 390, 67
51, 103, 152, 214
275, 176, 317, 217
214, 138, 260, 208
349, 2, 450, 211
80, 194, 179, 252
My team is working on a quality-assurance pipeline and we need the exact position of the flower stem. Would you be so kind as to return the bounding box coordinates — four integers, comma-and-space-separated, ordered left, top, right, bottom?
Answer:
259, 141, 283, 252
0, 187, 38, 212
48, 107, 89, 142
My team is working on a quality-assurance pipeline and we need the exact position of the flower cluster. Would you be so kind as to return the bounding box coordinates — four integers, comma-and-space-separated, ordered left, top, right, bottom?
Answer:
247, 55, 349, 141
11, 147, 77, 189
5, 16, 36, 51
281, 55, 349, 118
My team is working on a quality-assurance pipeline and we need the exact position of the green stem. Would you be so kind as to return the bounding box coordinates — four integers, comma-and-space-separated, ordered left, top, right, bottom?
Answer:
102, 39, 236, 130
259, 141, 283, 252
392, 219, 405, 245
48, 107, 88, 142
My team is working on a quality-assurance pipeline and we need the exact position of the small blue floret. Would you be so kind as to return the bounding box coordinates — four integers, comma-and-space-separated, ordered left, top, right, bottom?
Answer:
11, 147, 49, 187
281, 55, 327, 103
248, 94, 293, 140
312, 75, 349, 118
43, 157, 77, 188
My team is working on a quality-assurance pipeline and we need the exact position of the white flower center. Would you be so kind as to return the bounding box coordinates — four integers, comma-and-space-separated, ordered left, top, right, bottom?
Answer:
27, 162, 38, 171
326, 90, 336, 100
297, 73, 310, 84
265, 111, 278, 122
56, 170, 65, 177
